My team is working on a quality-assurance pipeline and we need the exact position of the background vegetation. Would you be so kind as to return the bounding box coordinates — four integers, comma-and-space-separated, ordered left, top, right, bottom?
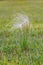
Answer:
0, 0, 43, 65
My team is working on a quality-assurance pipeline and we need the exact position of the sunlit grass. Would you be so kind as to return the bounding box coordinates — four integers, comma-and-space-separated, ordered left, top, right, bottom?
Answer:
0, 0, 43, 65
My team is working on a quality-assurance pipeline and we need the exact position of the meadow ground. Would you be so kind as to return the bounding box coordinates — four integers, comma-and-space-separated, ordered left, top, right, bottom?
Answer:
0, 0, 43, 65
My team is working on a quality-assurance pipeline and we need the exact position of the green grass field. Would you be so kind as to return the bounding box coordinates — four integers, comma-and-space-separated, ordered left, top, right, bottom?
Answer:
0, 0, 43, 65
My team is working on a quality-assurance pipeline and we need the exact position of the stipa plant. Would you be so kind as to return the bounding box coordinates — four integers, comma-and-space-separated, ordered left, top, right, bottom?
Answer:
10, 13, 32, 31
19, 25, 30, 52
